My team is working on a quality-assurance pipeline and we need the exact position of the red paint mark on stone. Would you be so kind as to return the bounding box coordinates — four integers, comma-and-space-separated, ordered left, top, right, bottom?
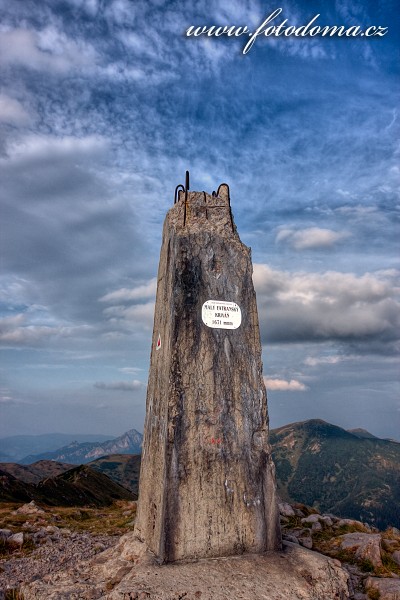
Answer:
211, 438, 222, 445
156, 334, 161, 350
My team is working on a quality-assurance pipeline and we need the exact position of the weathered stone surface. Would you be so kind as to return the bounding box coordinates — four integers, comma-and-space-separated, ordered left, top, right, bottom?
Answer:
365, 576, 400, 600
104, 542, 349, 600
0, 529, 11, 541
298, 534, 313, 550
16, 501, 45, 515
340, 533, 382, 567
279, 501, 296, 517
392, 550, 400, 566
336, 518, 367, 530
7, 532, 24, 547
134, 186, 281, 562
301, 514, 320, 526
17, 539, 350, 600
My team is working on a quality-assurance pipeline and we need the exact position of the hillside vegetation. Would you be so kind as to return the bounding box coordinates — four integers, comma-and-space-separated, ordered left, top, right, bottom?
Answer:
0, 465, 135, 507
270, 419, 400, 529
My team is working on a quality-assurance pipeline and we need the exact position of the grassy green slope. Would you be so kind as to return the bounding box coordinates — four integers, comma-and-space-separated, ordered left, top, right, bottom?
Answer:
88, 454, 141, 496
270, 419, 400, 529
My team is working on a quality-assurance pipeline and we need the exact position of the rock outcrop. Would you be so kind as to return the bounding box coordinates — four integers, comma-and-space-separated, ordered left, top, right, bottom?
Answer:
2, 500, 400, 598
134, 182, 281, 562
17, 537, 350, 600
339, 533, 383, 568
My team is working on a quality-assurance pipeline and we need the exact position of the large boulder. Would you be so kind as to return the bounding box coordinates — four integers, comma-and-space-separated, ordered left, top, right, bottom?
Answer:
21, 538, 350, 600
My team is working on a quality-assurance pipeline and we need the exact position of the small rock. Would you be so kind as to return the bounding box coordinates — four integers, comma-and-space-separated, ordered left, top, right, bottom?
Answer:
16, 501, 45, 515
392, 551, 400, 567
282, 534, 300, 544
340, 533, 382, 568
320, 515, 333, 527
0, 528, 12, 541
279, 502, 295, 517
301, 514, 320, 526
33, 528, 48, 541
280, 516, 289, 524
7, 532, 24, 547
311, 522, 322, 532
45, 525, 60, 533
61, 528, 72, 536
365, 576, 400, 600
324, 513, 339, 522
336, 518, 366, 530
290, 528, 309, 539
298, 535, 313, 549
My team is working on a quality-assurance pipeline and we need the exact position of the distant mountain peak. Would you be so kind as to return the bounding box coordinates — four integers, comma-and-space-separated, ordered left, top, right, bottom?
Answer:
347, 428, 377, 439
20, 429, 143, 465
270, 419, 400, 530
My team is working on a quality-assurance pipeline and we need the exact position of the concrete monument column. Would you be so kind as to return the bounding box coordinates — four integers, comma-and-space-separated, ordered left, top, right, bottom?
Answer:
134, 178, 281, 563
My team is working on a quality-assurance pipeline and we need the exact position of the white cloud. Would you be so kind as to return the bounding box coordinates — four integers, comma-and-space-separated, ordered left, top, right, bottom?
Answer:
0, 312, 93, 347
100, 278, 157, 303
276, 227, 349, 250
264, 377, 308, 391
253, 264, 400, 350
0, 27, 97, 73
0, 93, 30, 125
304, 355, 343, 367
94, 380, 143, 391
63, 0, 99, 16
3, 133, 107, 164
103, 301, 155, 330
0, 390, 15, 404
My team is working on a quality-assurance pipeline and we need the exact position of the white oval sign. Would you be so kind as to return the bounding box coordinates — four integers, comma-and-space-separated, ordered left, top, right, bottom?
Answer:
202, 300, 241, 329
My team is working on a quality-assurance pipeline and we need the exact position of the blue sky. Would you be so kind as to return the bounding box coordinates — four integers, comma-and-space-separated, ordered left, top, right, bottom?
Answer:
0, 0, 399, 439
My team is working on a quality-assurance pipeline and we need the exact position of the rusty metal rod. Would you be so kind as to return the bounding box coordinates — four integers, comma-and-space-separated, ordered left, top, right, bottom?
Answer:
174, 184, 184, 204
183, 170, 190, 226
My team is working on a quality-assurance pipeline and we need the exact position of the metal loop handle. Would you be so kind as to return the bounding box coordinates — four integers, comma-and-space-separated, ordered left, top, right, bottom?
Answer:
174, 185, 184, 204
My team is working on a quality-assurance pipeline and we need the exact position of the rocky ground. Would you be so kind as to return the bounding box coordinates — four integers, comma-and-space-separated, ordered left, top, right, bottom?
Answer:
279, 501, 400, 599
0, 500, 399, 599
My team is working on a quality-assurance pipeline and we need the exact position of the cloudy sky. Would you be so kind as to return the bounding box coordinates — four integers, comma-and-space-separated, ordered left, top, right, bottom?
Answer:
0, 0, 399, 440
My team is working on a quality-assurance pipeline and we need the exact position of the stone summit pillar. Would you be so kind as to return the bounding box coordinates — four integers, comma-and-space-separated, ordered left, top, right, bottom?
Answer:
134, 178, 281, 563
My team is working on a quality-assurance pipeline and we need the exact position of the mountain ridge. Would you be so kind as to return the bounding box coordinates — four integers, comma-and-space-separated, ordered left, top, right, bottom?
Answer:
0, 464, 135, 506
0, 433, 115, 462
20, 429, 143, 465
270, 419, 400, 529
